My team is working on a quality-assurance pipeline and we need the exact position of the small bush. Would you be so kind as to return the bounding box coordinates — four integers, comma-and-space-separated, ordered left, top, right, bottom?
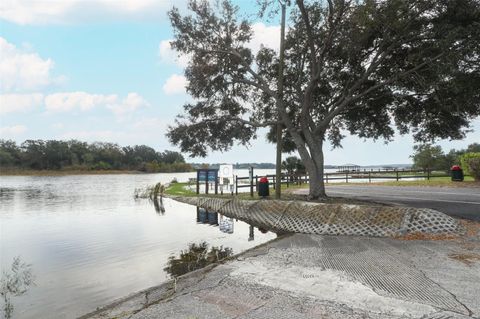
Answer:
144, 161, 160, 172
460, 152, 480, 181
467, 158, 480, 181
164, 242, 233, 277
90, 161, 112, 170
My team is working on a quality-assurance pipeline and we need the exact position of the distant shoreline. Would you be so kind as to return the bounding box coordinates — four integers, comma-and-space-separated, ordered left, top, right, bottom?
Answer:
0, 169, 195, 176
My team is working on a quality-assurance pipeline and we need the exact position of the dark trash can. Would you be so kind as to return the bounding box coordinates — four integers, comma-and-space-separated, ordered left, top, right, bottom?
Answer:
451, 165, 464, 182
258, 177, 270, 197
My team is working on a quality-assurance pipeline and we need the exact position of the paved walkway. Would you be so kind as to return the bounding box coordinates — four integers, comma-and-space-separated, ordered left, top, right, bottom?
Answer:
295, 185, 480, 221
83, 233, 480, 319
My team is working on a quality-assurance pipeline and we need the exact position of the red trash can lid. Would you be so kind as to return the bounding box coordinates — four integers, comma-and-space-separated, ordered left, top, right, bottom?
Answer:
259, 177, 269, 183
451, 165, 461, 171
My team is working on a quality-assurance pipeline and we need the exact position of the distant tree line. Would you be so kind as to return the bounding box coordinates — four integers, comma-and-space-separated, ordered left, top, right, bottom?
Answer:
191, 162, 277, 169
411, 143, 480, 175
0, 139, 192, 173
234, 163, 276, 169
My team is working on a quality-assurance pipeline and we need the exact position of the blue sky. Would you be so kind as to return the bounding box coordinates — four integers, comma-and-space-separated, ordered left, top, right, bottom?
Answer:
0, 1, 478, 165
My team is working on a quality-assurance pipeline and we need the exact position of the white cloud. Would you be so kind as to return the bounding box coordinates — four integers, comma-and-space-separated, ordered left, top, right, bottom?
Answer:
247, 23, 281, 53
44, 91, 149, 117
0, 93, 43, 114
107, 92, 150, 117
44, 91, 117, 112
0, 0, 178, 25
0, 124, 27, 137
0, 37, 57, 92
162, 74, 188, 95
158, 40, 190, 68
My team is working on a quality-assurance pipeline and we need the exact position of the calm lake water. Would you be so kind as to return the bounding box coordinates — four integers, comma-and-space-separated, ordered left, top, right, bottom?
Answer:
0, 170, 277, 319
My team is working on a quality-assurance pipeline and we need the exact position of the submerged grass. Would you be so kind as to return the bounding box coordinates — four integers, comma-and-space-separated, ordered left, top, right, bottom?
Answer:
164, 182, 197, 196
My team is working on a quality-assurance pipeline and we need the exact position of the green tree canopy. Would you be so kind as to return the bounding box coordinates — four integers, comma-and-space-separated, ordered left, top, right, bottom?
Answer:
0, 139, 189, 172
167, 0, 480, 198
411, 144, 446, 171
282, 156, 306, 175
466, 143, 480, 153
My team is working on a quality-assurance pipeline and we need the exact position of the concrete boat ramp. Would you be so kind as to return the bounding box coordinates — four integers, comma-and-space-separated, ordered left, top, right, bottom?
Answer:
82, 232, 480, 319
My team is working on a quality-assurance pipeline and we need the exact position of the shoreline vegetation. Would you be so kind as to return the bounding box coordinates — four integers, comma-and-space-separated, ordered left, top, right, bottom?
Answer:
0, 164, 196, 176
0, 139, 193, 175
0, 168, 184, 176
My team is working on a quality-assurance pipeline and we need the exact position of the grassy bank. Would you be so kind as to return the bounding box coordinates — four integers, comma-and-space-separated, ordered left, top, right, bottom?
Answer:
164, 177, 478, 201
165, 182, 197, 196
324, 176, 478, 187
163, 182, 382, 204
367, 176, 476, 186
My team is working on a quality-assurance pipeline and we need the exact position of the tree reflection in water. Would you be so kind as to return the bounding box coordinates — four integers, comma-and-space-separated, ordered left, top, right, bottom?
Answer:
153, 197, 165, 215
164, 242, 233, 277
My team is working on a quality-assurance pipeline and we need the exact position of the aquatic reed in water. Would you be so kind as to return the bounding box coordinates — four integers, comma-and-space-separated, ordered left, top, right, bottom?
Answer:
133, 182, 165, 200
133, 183, 166, 214
1, 257, 35, 319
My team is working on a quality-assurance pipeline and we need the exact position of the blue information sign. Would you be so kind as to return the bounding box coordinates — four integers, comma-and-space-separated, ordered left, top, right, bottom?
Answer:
207, 170, 217, 182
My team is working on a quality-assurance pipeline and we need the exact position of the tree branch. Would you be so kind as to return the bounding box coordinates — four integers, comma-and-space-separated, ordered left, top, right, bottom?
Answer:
315, 52, 446, 133
299, 0, 347, 134
189, 116, 276, 128
195, 47, 278, 99
230, 48, 279, 99
314, 0, 345, 75
296, 0, 318, 75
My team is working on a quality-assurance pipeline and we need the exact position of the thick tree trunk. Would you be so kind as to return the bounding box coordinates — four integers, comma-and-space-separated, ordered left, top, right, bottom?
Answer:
279, 124, 327, 199
308, 149, 326, 199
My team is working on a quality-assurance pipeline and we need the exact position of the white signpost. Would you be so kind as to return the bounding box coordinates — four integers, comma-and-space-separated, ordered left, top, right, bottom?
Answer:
219, 164, 234, 185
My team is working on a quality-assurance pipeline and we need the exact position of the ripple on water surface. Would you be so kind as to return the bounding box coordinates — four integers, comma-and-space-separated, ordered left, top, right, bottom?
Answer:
0, 172, 277, 319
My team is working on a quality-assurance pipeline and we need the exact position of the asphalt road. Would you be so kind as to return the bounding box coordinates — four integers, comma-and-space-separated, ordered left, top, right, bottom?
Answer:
300, 185, 480, 221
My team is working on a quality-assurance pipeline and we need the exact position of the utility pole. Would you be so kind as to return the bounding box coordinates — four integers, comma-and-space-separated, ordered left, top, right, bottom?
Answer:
275, 1, 286, 199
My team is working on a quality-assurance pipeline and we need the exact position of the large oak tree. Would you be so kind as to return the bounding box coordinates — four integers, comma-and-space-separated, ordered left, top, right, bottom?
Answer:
167, 0, 480, 199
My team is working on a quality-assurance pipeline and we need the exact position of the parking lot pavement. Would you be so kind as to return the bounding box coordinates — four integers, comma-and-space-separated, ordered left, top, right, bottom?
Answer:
296, 185, 480, 221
